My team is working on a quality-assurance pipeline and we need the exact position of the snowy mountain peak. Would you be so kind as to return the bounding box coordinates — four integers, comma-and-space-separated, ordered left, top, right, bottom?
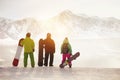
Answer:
54, 10, 78, 22
59, 10, 73, 16
1, 10, 120, 40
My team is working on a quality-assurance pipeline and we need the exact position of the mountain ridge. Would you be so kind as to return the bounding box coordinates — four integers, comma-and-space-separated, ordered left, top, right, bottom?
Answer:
0, 10, 120, 39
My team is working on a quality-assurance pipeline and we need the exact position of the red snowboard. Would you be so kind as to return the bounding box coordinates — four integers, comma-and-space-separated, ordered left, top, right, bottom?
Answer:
59, 52, 80, 68
12, 38, 24, 67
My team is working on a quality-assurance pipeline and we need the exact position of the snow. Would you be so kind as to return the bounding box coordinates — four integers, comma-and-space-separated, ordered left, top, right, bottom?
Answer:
1, 38, 120, 68
0, 11, 120, 80
0, 36, 120, 80
2, 38, 120, 80
0, 67, 120, 80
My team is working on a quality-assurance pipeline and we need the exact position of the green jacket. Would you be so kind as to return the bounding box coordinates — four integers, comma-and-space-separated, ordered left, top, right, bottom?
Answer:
21, 37, 35, 53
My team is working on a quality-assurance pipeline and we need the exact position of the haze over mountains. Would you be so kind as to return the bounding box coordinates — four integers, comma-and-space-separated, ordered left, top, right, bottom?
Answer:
0, 10, 120, 39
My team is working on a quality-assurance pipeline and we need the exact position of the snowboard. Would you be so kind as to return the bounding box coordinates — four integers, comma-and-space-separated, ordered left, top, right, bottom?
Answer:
59, 52, 80, 68
38, 39, 44, 66
12, 38, 24, 67
38, 52, 44, 66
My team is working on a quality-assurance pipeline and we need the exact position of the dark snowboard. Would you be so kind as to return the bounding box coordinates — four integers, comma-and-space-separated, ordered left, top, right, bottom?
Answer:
38, 52, 44, 66
38, 39, 44, 66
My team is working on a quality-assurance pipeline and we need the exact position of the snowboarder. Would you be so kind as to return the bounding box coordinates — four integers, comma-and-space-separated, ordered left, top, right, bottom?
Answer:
21, 32, 35, 68
44, 33, 55, 67
38, 38, 45, 66
60, 37, 72, 68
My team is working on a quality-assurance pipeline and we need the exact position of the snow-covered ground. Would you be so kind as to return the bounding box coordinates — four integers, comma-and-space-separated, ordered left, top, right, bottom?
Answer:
0, 37, 120, 68
0, 67, 120, 80
0, 34, 120, 80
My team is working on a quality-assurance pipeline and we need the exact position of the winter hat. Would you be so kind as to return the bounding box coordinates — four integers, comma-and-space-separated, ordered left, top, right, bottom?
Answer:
63, 37, 69, 43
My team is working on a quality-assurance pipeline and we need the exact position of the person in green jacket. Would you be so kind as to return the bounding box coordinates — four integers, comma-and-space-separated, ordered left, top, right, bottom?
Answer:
60, 37, 72, 68
21, 32, 35, 68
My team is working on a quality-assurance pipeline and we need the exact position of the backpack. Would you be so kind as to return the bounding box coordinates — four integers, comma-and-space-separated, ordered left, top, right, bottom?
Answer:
62, 43, 69, 53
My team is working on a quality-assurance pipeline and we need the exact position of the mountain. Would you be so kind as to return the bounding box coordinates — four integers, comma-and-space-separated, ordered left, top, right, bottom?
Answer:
6, 18, 41, 39
52, 10, 120, 32
0, 10, 120, 40
0, 18, 41, 39
0, 17, 12, 39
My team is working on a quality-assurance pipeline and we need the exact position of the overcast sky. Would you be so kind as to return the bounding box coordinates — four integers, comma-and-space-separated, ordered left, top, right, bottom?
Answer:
0, 0, 120, 20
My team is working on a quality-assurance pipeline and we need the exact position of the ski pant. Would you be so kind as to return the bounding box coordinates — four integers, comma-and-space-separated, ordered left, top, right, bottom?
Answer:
62, 54, 72, 65
44, 53, 54, 66
24, 52, 35, 67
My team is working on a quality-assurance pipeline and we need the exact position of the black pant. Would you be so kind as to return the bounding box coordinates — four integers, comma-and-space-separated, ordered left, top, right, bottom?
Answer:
44, 53, 54, 66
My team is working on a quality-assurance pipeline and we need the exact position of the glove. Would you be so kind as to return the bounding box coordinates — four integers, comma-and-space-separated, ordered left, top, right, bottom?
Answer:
33, 49, 35, 52
70, 54, 72, 56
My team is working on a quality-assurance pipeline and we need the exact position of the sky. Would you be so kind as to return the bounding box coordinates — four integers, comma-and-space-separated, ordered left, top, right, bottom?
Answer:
0, 0, 120, 20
